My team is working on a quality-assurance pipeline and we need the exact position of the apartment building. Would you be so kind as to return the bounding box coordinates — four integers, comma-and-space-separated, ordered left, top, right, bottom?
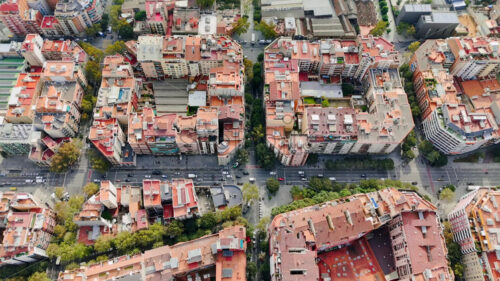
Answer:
143, 179, 163, 218
34, 61, 85, 138
27, 0, 52, 16
171, 178, 199, 219
409, 37, 500, 155
269, 188, 452, 281
28, 135, 70, 166
5, 70, 43, 124
0, 0, 43, 37
0, 122, 38, 156
145, 1, 168, 34
448, 188, 500, 281
20, 34, 45, 67
89, 118, 129, 166
40, 16, 64, 38
263, 37, 413, 166
54, 0, 93, 36
95, 55, 140, 125
447, 37, 500, 80
0, 191, 56, 266
58, 225, 247, 281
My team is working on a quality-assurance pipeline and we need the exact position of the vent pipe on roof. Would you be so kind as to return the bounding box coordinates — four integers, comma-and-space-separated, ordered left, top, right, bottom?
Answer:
344, 210, 353, 226
307, 219, 316, 237
326, 215, 334, 230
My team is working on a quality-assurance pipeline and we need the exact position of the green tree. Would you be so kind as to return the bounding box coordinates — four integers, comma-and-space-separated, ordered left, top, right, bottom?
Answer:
198, 212, 217, 229
244, 58, 254, 80
165, 220, 184, 238
255, 21, 278, 39
55, 187, 65, 200
232, 17, 250, 35
439, 188, 455, 202
247, 262, 257, 281
403, 149, 415, 160
236, 149, 249, 165
28, 272, 51, 281
196, 0, 214, 8
266, 178, 280, 195
408, 41, 421, 53
321, 98, 330, 107
105, 41, 127, 55
242, 183, 259, 203
83, 183, 99, 197
134, 10, 147, 21
256, 216, 270, 233
110, 5, 123, 30
85, 60, 102, 86
341, 83, 354, 95
370, 21, 388, 36
94, 235, 113, 252
85, 23, 101, 38
79, 42, 104, 61
50, 140, 82, 173
255, 143, 275, 169
113, 232, 136, 253
101, 14, 109, 32
118, 23, 134, 40
257, 53, 264, 62
252, 124, 265, 143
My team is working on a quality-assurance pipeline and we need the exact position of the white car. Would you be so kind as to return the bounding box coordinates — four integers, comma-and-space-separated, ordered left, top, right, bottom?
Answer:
298, 171, 304, 175
269, 171, 277, 175
329, 177, 336, 181
144, 175, 151, 178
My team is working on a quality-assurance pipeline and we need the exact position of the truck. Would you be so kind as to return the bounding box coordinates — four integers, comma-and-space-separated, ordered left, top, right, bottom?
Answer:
251, 33, 255, 45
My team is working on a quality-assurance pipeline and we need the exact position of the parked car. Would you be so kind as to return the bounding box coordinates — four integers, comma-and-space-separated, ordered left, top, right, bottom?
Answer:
144, 175, 151, 178
152, 170, 161, 175
329, 177, 336, 181
269, 171, 277, 175
278, 177, 285, 181
243, 171, 249, 175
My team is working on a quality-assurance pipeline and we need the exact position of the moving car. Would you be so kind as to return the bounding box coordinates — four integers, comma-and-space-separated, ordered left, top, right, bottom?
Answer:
278, 177, 285, 181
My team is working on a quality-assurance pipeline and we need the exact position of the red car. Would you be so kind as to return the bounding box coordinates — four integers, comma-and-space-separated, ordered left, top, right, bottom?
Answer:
278, 177, 285, 181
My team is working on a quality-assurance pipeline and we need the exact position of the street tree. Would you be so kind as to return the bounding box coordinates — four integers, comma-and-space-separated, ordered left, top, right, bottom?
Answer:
83, 183, 100, 197
105, 41, 127, 55
408, 41, 421, 53
50, 140, 81, 173
370, 21, 388, 36
236, 148, 249, 165
232, 17, 250, 35
242, 183, 259, 203
196, 0, 214, 8
266, 178, 280, 195
439, 187, 455, 202
256, 216, 270, 233
86, 24, 102, 38
101, 14, 109, 32
251, 124, 265, 143
28, 272, 51, 281
55, 187, 65, 200
94, 235, 113, 253
118, 23, 134, 40
255, 20, 277, 39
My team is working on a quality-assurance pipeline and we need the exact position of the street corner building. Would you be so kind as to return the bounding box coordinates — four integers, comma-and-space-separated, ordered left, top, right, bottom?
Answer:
58, 225, 247, 281
89, 35, 246, 167
448, 188, 500, 281
0, 191, 56, 266
263, 36, 414, 166
268, 188, 452, 281
409, 37, 500, 155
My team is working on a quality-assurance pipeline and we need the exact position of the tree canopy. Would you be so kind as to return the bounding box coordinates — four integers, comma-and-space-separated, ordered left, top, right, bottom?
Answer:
232, 17, 250, 35
134, 10, 147, 21
50, 140, 82, 173
83, 183, 100, 197
255, 21, 277, 39
266, 178, 280, 195
242, 183, 259, 203
408, 41, 421, 53
196, 0, 214, 8
370, 21, 388, 36
439, 188, 455, 202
